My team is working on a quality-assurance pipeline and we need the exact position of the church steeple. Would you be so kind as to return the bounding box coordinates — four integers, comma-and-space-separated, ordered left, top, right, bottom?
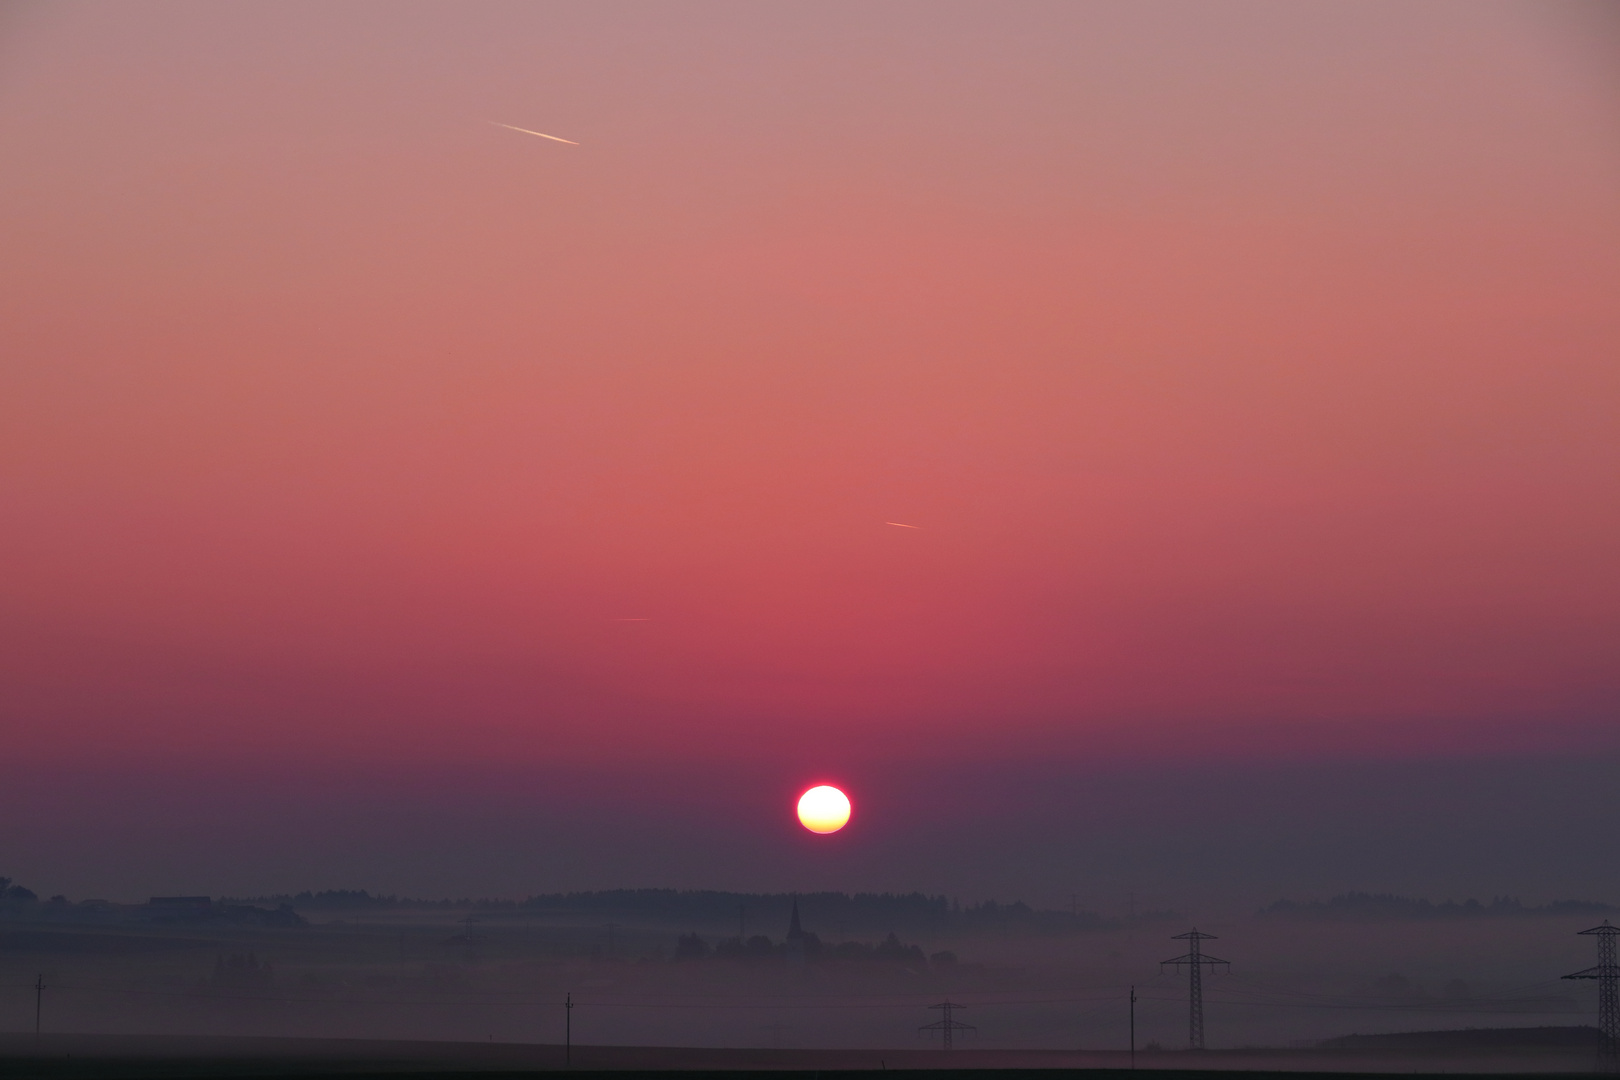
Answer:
787, 897, 804, 941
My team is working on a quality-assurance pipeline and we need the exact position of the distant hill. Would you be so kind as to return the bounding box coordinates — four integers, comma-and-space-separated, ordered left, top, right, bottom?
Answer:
1321, 1025, 1603, 1050
1261, 892, 1615, 921
226, 888, 1157, 936
0, 878, 304, 928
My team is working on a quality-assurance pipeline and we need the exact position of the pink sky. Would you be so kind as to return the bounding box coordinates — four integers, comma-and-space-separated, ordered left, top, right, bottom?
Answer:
2, 1, 1618, 783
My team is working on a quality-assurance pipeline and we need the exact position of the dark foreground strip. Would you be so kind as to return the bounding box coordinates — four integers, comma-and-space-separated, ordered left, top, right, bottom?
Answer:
0, 1065, 1600, 1080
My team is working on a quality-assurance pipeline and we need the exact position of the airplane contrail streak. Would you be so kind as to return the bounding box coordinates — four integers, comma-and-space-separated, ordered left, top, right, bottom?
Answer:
885, 522, 921, 529
488, 121, 580, 146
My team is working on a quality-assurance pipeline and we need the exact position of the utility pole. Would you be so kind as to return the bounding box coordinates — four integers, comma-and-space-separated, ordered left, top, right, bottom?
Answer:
565, 992, 573, 1065
34, 973, 46, 1036
1161, 929, 1229, 1051
1563, 920, 1620, 1072
919, 1001, 975, 1051
1129, 985, 1137, 1069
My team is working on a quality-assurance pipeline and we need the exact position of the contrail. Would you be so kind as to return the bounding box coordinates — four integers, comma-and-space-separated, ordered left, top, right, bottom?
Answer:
488, 121, 579, 146
885, 522, 921, 529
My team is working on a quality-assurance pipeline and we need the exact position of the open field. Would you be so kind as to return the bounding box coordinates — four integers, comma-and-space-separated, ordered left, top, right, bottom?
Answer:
0, 1032, 1609, 1078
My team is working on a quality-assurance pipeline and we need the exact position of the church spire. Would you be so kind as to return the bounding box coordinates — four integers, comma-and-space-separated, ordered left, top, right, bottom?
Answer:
787, 897, 804, 940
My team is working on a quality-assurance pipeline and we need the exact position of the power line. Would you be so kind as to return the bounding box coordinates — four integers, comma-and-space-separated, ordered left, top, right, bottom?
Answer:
1129, 985, 1137, 1069
1161, 928, 1229, 1050
919, 1001, 975, 1051
1563, 920, 1620, 1072
37, 973, 1574, 1014
32, 959, 1585, 1035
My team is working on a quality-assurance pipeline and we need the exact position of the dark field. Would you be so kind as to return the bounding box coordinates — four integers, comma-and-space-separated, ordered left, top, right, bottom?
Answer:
0, 1032, 1610, 1079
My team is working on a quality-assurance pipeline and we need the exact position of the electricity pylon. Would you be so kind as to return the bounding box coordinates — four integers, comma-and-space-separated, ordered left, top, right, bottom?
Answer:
1564, 920, 1620, 1072
920, 1001, 975, 1050
1161, 928, 1229, 1050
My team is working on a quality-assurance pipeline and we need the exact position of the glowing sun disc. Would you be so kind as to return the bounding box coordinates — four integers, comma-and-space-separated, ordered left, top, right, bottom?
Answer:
797, 785, 851, 834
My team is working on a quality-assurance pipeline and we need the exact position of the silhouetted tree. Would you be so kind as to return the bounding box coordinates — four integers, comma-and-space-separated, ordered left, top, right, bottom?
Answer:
873, 931, 926, 965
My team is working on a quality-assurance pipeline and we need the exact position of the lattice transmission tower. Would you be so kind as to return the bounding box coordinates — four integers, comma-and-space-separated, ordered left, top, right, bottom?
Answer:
919, 1001, 975, 1051
1161, 928, 1229, 1051
1564, 920, 1620, 1072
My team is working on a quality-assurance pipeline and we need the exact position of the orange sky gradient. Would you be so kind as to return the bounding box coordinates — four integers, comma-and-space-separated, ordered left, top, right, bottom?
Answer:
3, 1, 1619, 776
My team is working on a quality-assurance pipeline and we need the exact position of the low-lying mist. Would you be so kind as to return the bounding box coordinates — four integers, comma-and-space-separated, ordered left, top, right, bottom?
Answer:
0, 883, 1609, 1055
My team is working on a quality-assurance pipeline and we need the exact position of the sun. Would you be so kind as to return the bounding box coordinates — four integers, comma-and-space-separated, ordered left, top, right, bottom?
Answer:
796, 785, 851, 834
